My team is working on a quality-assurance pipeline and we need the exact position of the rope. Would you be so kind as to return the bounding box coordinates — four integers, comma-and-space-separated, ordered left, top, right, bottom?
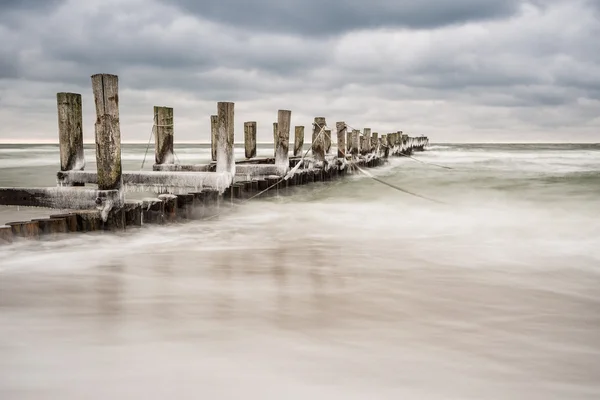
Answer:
140, 124, 155, 170
141, 115, 177, 170
203, 123, 331, 221
354, 165, 446, 204
397, 153, 453, 170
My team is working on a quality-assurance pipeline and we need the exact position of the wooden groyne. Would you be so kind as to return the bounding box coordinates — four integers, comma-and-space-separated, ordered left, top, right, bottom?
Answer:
0, 73, 429, 245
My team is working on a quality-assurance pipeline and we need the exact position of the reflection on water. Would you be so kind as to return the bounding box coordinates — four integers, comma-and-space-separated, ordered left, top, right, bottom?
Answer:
1, 144, 599, 399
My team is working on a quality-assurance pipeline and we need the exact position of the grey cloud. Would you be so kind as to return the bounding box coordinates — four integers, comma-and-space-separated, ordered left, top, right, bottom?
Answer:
0, 0, 598, 143
0, 0, 63, 10
163, 0, 521, 36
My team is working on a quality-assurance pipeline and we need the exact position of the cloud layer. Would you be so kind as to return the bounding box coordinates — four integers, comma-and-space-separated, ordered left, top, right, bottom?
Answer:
0, 0, 598, 143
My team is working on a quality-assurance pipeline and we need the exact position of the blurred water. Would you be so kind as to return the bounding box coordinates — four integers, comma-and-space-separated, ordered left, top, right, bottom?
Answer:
1, 143, 599, 399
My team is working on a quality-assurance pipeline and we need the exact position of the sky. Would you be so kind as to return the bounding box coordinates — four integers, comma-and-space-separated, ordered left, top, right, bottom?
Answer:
0, 0, 598, 143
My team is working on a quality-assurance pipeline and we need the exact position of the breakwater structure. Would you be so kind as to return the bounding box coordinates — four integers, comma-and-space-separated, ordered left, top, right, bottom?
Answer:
0, 74, 429, 244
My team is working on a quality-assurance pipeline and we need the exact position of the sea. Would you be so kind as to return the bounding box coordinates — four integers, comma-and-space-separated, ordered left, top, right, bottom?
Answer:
1, 143, 599, 399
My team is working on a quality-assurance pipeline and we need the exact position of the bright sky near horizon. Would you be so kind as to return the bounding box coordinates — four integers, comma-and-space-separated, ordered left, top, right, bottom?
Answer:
0, 0, 598, 143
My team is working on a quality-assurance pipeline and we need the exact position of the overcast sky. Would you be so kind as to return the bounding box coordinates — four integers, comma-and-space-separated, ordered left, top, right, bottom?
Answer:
0, 0, 598, 143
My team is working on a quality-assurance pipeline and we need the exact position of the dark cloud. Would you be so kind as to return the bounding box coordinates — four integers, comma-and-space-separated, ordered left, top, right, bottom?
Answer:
163, 0, 521, 36
0, 0, 598, 142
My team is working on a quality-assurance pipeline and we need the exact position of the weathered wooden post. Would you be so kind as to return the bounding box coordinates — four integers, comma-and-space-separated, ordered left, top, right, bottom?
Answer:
294, 126, 304, 156
211, 115, 218, 161
275, 110, 291, 175
216, 102, 235, 178
154, 106, 174, 165
244, 121, 257, 158
336, 122, 346, 158
372, 132, 379, 152
0, 225, 12, 244
312, 117, 326, 162
91, 74, 122, 191
7, 221, 40, 239
346, 130, 352, 152
383, 134, 390, 158
49, 213, 78, 232
273, 122, 278, 155
363, 128, 371, 154
350, 129, 360, 158
57, 92, 85, 172
33, 218, 68, 238
324, 129, 332, 154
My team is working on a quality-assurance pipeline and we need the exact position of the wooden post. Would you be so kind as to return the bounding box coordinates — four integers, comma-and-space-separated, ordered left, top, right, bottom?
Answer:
275, 110, 291, 175
273, 122, 278, 155
383, 134, 390, 158
176, 194, 194, 219
336, 122, 346, 158
57, 92, 85, 171
216, 102, 235, 177
33, 218, 68, 237
244, 121, 257, 158
312, 117, 326, 162
75, 211, 102, 232
346, 130, 352, 152
7, 221, 40, 239
372, 132, 379, 153
350, 129, 360, 157
142, 198, 165, 224
50, 213, 78, 232
294, 126, 304, 157
324, 129, 332, 154
91, 74, 122, 191
124, 201, 143, 226
363, 128, 371, 153
0, 226, 12, 244
154, 106, 174, 164
210, 115, 218, 161
159, 194, 178, 222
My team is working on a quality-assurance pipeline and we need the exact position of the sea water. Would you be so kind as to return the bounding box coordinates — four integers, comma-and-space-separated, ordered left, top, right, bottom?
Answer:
1, 143, 599, 399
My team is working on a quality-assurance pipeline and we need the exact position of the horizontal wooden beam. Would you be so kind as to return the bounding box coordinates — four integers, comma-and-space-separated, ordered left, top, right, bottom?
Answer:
57, 171, 233, 194
0, 187, 122, 210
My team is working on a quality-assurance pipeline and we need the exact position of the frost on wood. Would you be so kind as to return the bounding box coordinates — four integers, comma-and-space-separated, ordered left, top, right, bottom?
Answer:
57, 171, 233, 194
236, 165, 280, 176
123, 172, 233, 194
153, 164, 211, 172
0, 187, 122, 212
